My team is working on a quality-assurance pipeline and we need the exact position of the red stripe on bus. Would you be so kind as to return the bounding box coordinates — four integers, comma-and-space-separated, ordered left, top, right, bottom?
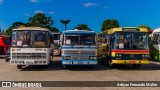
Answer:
112, 50, 149, 52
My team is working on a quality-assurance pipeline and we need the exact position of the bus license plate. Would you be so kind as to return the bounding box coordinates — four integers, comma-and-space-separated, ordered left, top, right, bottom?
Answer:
73, 61, 88, 64
25, 60, 34, 64
129, 61, 136, 64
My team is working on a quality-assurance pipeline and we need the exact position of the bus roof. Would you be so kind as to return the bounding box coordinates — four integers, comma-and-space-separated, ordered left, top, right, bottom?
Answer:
107, 27, 148, 34
152, 28, 160, 33
0, 35, 9, 38
52, 32, 61, 34
62, 30, 96, 34
12, 27, 49, 31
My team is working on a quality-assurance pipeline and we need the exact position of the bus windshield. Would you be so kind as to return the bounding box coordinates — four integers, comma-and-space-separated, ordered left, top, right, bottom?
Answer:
64, 34, 96, 45
116, 33, 148, 50
12, 30, 49, 48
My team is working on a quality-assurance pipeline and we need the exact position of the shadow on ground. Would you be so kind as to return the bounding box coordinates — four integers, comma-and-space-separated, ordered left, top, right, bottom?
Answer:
20, 60, 108, 71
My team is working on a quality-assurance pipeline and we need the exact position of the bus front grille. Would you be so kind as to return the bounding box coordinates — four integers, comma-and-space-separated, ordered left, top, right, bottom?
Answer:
71, 56, 89, 60
63, 50, 96, 55
12, 53, 46, 59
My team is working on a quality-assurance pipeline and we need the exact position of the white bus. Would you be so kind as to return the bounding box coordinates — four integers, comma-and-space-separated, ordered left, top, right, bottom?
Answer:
10, 27, 54, 69
52, 32, 61, 45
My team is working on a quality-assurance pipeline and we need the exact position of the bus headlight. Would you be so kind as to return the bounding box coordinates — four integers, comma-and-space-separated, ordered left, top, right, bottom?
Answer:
142, 54, 148, 58
89, 56, 97, 60
116, 54, 122, 57
64, 56, 71, 60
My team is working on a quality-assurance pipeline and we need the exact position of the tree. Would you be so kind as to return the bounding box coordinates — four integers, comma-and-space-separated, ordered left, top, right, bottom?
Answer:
5, 22, 26, 36
74, 24, 91, 30
12, 22, 26, 28
138, 25, 151, 30
49, 27, 59, 32
5, 26, 15, 36
0, 27, 1, 32
27, 13, 53, 28
101, 19, 119, 32
60, 20, 71, 30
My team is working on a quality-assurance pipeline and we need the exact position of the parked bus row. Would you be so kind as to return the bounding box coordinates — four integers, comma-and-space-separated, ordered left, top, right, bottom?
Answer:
3, 26, 160, 69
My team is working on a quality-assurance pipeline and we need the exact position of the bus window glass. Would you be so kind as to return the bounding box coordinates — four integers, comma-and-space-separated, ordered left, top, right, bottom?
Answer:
116, 33, 148, 50
81, 34, 96, 45
64, 34, 96, 45
64, 34, 79, 45
12, 30, 49, 48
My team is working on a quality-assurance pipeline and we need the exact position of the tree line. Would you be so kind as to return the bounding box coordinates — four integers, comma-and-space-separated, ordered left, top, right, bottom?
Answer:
4, 13, 91, 36
2, 13, 152, 36
101, 19, 151, 32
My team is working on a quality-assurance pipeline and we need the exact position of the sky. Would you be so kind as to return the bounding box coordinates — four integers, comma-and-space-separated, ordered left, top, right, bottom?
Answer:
0, 0, 160, 32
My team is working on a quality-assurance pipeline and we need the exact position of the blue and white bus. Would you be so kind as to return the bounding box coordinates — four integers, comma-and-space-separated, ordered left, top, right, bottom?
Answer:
60, 30, 98, 68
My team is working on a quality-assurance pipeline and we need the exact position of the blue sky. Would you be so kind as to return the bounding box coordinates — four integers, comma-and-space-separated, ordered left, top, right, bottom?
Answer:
0, 0, 160, 32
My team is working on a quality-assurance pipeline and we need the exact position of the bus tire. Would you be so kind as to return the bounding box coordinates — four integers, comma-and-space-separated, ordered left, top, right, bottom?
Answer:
5, 58, 10, 62
88, 65, 94, 69
106, 59, 113, 68
44, 61, 52, 68
17, 65, 22, 69
63, 65, 69, 69
132, 64, 141, 69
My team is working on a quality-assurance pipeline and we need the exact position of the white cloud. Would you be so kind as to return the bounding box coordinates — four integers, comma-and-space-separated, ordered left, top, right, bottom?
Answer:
47, 11, 55, 14
0, 0, 3, 5
24, 13, 31, 17
30, 0, 38, 3
34, 10, 44, 14
83, 2, 99, 7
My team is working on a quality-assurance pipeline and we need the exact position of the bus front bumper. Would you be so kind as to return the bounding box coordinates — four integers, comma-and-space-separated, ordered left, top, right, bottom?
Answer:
10, 60, 50, 65
111, 60, 150, 64
62, 60, 98, 65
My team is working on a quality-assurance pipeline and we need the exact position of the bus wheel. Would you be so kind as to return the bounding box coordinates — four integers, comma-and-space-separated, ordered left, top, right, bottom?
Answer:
63, 65, 68, 69
88, 65, 94, 69
107, 59, 113, 68
17, 65, 22, 69
132, 64, 141, 69
44, 61, 52, 68
5, 58, 10, 62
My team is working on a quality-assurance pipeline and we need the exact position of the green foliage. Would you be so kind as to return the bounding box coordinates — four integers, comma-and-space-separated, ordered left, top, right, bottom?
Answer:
49, 27, 59, 32
60, 20, 71, 30
138, 25, 151, 30
5, 22, 26, 36
5, 13, 59, 36
74, 24, 91, 31
101, 19, 119, 32
5, 26, 16, 36
12, 22, 26, 28
27, 13, 53, 28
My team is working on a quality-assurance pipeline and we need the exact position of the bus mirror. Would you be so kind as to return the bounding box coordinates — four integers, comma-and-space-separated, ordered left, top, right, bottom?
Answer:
59, 41, 62, 45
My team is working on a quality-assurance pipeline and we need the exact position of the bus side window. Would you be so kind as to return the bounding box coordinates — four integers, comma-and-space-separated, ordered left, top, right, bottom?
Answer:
157, 34, 160, 44
153, 34, 159, 44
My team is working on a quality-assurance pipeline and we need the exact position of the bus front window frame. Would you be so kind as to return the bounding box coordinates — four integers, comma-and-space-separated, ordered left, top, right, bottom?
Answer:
114, 32, 148, 50
63, 33, 96, 46
12, 30, 50, 48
